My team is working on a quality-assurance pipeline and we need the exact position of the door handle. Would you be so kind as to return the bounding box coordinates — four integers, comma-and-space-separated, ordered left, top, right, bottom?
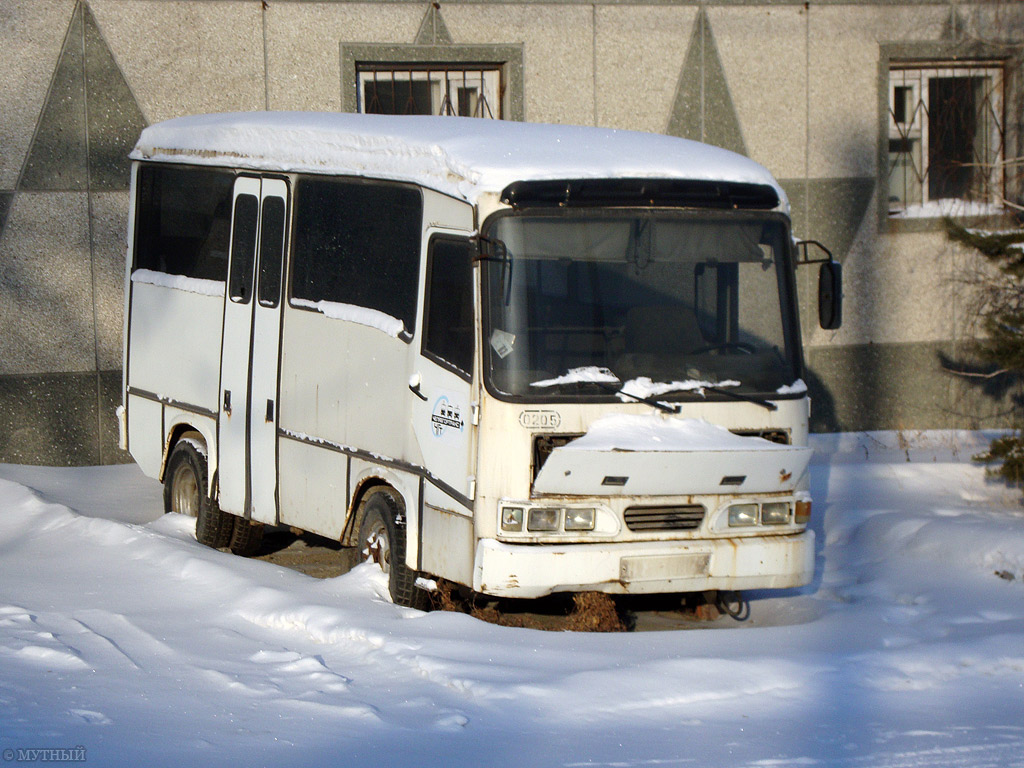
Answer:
223, 390, 232, 415
265, 399, 274, 422
408, 373, 428, 402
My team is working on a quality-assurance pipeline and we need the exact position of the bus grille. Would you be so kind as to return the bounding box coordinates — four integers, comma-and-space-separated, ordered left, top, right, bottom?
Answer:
624, 505, 705, 532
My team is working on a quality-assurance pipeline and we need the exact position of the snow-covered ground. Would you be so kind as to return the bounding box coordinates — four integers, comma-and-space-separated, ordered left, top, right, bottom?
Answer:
1, 432, 1023, 767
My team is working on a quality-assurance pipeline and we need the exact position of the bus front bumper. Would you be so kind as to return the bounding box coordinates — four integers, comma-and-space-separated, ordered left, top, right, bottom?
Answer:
472, 530, 814, 598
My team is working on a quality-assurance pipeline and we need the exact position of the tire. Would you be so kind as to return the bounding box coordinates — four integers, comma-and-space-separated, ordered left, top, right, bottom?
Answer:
229, 516, 264, 557
358, 490, 429, 610
164, 439, 232, 549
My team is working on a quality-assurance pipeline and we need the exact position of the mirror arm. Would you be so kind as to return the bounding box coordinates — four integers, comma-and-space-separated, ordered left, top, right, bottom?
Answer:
794, 239, 834, 266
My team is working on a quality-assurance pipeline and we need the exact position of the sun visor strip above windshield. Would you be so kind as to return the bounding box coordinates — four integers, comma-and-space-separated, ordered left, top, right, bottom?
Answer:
499, 179, 780, 210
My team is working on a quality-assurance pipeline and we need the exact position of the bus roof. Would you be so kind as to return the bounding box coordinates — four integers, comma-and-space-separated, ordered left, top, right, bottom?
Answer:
131, 112, 787, 210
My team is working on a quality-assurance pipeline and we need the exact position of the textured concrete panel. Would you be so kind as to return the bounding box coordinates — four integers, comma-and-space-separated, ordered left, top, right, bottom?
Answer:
782, 177, 876, 346
19, 2, 88, 191
806, 341, 1016, 433
0, 192, 95, 375
666, 7, 746, 156
91, 0, 263, 123
801, 226, 984, 354
0, 0, 75, 190
83, 4, 146, 191
445, 4, 595, 125
807, 4, 946, 178
90, 192, 129, 371
595, 5, 696, 134
0, 372, 101, 466
711, 5, 806, 177
781, 177, 875, 258
265, 3, 421, 112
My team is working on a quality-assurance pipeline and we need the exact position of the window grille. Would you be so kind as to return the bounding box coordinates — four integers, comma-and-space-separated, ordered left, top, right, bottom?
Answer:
888, 63, 1005, 215
357, 65, 502, 119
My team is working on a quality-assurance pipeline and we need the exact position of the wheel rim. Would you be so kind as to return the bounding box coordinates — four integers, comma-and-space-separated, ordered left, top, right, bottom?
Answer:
363, 518, 391, 574
171, 463, 200, 517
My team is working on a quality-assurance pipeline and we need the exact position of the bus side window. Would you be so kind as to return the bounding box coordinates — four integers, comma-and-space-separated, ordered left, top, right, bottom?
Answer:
133, 165, 233, 281
290, 177, 422, 338
423, 238, 474, 378
228, 194, 259, 303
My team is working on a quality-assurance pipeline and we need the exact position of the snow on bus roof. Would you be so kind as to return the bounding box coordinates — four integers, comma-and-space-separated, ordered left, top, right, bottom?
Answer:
131, 112, 787, 208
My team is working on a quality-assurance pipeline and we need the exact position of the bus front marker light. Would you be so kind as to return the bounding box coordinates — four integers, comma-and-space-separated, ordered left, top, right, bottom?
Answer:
795, 500, 812, 525
761, 502, 790, 525
728, 504, 758, 527
564, 508, 596, 531
528, 508, 560, 532
501, 507, 524, 532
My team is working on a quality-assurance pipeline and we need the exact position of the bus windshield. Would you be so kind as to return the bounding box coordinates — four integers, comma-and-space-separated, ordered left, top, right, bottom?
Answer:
482, 211, 802, 401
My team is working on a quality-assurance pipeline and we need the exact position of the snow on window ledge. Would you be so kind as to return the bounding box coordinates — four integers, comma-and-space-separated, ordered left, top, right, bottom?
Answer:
290, 297, 405, 338
131, 269, 225, 297
889, 200, 1004, 220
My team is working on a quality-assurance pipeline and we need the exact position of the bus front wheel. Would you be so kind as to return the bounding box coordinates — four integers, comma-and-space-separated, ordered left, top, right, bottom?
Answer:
358, 490, 429, 610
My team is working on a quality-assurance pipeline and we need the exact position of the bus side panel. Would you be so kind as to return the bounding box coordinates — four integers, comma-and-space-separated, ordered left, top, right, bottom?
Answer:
277, 306, 411, 534
420, 484, 475, 586
126, 394, 162, 478
277, 437, 348, 541
126, 282, 223, 412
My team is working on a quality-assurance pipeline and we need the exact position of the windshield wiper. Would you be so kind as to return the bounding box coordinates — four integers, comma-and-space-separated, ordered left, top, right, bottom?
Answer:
698, 385, 778, 412
618, 382, 779, 413
590, 380, 681, 414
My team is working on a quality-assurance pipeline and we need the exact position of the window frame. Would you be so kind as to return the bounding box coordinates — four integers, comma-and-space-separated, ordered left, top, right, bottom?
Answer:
358, 65, 502, 118
878, 41, 1020, 232
887, 62, 1005, 214
341, 43, 524, 122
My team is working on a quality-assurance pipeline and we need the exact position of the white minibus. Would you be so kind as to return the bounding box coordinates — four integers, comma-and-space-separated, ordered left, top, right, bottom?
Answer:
120, 112, 841, 609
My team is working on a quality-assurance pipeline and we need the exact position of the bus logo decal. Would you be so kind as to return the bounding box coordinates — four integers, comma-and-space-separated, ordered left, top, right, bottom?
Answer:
431, 396, 464, 437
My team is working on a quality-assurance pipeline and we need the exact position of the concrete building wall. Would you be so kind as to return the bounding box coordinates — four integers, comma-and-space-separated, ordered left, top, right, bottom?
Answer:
1, 0, 1022, 464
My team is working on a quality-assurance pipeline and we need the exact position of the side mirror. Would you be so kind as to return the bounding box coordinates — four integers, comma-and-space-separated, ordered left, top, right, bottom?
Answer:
795, 239, 843, 331
818, 260, 842, 330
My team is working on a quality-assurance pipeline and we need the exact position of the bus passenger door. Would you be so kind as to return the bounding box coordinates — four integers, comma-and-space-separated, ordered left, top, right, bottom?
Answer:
219, 176, 288, 524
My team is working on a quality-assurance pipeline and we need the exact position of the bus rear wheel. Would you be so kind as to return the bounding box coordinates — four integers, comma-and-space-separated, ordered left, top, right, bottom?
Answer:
164, 439, 232, 549
358, 490, 429, 610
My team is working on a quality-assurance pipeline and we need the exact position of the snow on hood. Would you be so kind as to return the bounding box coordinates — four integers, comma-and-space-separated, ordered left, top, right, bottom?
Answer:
131, 112, 788, 208
562, 414, 792, 453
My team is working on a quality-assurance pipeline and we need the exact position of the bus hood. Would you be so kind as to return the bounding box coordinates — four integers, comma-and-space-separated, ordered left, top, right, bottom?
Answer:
532, 414, 811, 496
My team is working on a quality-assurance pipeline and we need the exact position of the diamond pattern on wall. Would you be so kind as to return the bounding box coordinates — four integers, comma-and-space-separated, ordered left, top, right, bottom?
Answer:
18, 1, 145, 192
414, 3, 454, 46
666, 7, 747, 157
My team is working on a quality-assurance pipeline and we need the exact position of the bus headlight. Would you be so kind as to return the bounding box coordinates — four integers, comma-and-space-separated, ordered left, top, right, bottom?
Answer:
728, 503, 758, 527
564, 508, 596, 531
761, 502, 790, 525
527, 508, 560, 532
501, 507, 524, 532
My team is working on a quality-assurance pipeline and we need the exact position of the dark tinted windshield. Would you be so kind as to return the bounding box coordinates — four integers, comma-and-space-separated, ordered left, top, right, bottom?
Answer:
482, 211, 801, 400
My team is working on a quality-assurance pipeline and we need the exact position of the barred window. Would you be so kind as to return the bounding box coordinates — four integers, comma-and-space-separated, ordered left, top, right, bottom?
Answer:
357, 65, 502, 118
888, 63, 1005, 217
